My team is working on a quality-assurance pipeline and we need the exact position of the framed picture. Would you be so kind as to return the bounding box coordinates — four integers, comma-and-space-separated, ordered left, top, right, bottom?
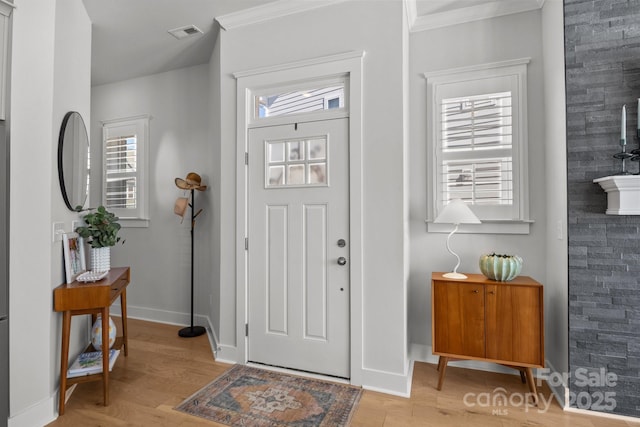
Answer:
63, 232, 86, 284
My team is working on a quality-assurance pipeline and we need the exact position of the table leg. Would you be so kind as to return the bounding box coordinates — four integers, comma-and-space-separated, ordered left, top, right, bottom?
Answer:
101, 307, 110, 406
437, 357, 449, 390
58, 311, 71, 415
120, 289, 128, 357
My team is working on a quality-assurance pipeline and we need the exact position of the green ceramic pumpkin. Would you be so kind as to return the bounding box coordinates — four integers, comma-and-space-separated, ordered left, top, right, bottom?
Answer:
479, 253, 523, 281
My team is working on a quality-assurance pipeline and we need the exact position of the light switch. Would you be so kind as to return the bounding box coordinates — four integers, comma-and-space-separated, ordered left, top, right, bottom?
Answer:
556, 220, 563, 240
52, 222, 65, 242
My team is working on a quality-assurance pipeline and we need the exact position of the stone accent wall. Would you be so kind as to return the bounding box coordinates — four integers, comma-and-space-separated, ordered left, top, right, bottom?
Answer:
565, 0, 640, 418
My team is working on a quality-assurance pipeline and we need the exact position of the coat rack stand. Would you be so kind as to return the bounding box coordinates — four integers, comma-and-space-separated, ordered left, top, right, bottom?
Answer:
178, 188, 206, 338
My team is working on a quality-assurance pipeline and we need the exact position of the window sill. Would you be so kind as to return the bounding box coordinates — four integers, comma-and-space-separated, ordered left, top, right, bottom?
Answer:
426, 219, 533, 235
119, 218, 150, 228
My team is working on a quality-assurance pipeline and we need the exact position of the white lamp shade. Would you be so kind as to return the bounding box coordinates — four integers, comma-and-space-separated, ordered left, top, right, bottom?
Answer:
434, 199, 481, 225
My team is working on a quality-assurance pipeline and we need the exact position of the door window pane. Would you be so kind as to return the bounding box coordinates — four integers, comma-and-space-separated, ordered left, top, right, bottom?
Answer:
288, 141, 304, 161
288, 165, 305, 185
268, 166, 285, 185
265, 137, 329, 188
308, 139, 326, 160
309, 163, 327, 184
269, 143, 285, 162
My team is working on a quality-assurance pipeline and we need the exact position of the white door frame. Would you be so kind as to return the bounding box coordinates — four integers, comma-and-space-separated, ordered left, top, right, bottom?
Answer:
234, 51, 365, 385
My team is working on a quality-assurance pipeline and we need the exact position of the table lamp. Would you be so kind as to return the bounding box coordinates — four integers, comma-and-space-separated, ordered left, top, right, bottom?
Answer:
434, 199, 481, 279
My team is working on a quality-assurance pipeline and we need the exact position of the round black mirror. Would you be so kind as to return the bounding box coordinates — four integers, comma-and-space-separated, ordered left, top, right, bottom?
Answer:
58, 111, 89, 211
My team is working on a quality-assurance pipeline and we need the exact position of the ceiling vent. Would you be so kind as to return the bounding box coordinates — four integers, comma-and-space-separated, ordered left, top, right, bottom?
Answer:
168, 25, 204, 40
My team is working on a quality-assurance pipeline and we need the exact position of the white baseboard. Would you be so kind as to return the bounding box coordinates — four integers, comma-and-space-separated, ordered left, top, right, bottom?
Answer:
110, 305, 237, 365
543, 360, 640, 423
563, 406, 640, 423
543, 358, 568, 408
361, 360, 413, 397
409, 343, 523, 376
214, 344, 239, 364
8, 395, 56, 427
203, 315, 222, 357
110, 303, 199, 327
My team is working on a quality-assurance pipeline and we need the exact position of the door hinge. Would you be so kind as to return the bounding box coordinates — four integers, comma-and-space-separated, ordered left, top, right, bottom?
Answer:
245, 237, 249, 250
245, 323, 249, 337
245, 152, 248, 165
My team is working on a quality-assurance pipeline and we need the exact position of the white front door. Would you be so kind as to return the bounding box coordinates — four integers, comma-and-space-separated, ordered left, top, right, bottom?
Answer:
247, 118, 350, 378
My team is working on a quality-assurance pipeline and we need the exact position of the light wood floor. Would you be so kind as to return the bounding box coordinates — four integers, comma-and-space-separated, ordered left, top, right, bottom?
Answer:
46, 318, 639, 427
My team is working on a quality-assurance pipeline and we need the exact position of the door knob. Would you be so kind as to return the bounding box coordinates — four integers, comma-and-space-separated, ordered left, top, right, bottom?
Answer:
337, 257, 347, 266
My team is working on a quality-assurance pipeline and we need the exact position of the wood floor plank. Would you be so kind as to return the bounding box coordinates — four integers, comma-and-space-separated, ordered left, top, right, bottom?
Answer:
45, 318, 640, 426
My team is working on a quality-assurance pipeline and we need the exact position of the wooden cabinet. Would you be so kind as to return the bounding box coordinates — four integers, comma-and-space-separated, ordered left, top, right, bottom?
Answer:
432, 272, 544, 399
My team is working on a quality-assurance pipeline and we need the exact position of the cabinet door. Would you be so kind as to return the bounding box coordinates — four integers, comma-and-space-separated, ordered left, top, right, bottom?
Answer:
485, 284, 543, 366
432, 281, 485, 358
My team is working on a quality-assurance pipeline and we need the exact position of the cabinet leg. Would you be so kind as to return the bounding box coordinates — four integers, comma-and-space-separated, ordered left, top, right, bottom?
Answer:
437, 357, 449, 391
524, 367, 538, 406
519, 370, 526, 384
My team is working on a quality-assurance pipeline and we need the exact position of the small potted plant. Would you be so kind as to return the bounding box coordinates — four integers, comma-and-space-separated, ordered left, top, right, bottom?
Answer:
75, 206, 122, 272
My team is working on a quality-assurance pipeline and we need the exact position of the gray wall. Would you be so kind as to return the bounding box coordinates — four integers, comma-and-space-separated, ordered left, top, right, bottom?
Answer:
91, 64, 214, 330
408, 9, 549, 361
9, 0, 91, 424
565, 0, 640, 417
542, 0, 569, 393
215, 0, 410, 392
1, 118, 8, 427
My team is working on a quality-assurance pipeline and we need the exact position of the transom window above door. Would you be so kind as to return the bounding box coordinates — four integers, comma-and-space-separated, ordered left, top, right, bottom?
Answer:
254, 79, 345, 121
265, 137, 328, 188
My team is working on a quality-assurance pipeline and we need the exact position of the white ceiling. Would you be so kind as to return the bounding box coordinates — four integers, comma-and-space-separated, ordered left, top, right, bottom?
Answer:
82, 0, 533, 87
82, 0, 274, 86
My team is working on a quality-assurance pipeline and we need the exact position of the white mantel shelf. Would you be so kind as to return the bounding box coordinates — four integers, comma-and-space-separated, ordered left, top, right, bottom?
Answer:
593, 175, 640, 215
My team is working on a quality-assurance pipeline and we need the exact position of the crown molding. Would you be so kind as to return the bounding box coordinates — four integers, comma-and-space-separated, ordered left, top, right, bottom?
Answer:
233, 50, 364, 79
410, 0, 544, 33
217, 0, 348, 31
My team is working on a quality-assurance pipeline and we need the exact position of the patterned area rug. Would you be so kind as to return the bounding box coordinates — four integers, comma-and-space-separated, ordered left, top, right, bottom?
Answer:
175, 364, 362, 427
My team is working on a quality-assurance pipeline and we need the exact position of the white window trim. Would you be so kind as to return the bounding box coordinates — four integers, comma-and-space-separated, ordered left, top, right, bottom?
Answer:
424, 58, 532, 235
101, 114, 150, 227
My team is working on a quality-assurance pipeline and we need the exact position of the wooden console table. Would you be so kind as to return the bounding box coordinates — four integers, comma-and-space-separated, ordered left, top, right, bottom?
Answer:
53, 266, 130, 415
432, 272, 544, 403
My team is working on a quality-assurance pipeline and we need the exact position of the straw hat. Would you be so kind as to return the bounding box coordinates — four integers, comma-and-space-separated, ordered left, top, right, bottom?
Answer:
175, 172, 207, 191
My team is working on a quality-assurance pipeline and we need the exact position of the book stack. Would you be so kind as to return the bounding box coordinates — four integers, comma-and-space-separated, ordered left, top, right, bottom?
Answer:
67, 349, 120, 378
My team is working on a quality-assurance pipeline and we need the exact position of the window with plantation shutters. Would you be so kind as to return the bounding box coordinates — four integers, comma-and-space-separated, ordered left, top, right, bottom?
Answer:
425, 59, 531, 233
440, 91, 513, 206
105, 135, 137, 209
102, 116, 149, 225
